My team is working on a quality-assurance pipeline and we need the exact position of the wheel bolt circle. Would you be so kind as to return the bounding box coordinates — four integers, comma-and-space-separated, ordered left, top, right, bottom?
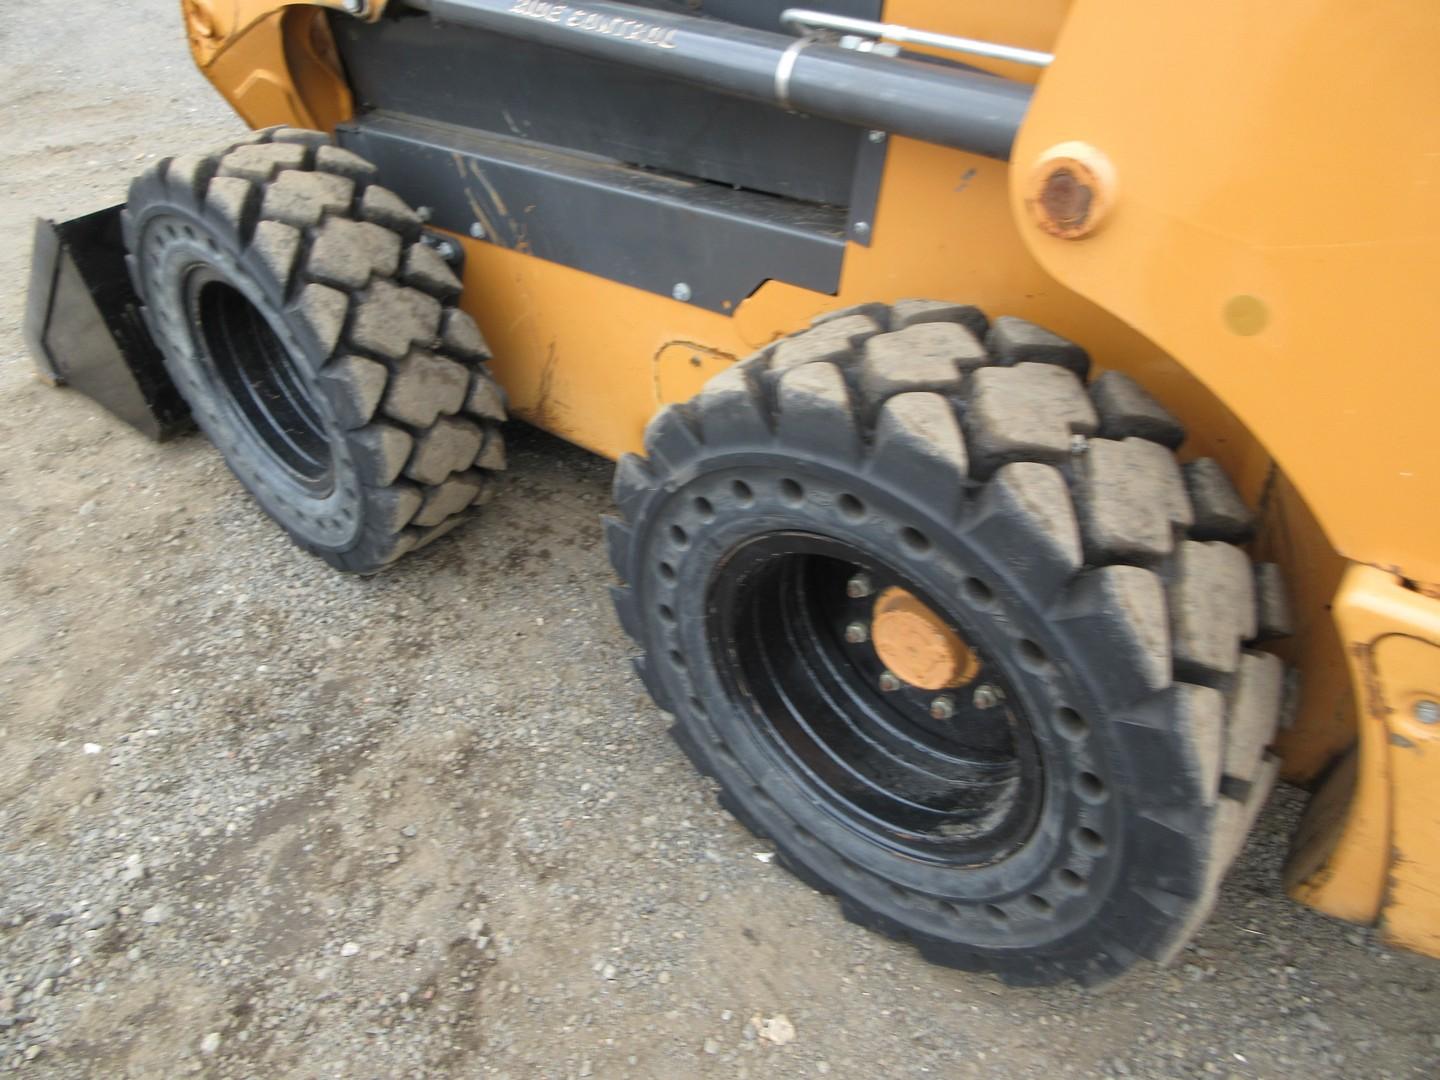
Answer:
878, 671, 902, 692
930, 695, 956, 720
844, 621, 869, 644
846, 573, 875, 599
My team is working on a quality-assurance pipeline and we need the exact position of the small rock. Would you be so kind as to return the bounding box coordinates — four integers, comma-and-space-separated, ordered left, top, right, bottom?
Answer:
24, 1045, 41, 1062
140, 904, 170, 925
121, 854, 146, 884
83, 743, 102, 755
601, 964, 617, 981
704, 1037, 721, 1055
340, 942, 360, 957
756, 1014, 796, 1046
200, 1032, 221, 1056
400, 825, 418, 839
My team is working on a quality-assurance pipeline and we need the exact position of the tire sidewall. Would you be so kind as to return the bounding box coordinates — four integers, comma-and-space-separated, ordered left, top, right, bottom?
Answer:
632, 447, 1129, 953
133, 205, 365, 553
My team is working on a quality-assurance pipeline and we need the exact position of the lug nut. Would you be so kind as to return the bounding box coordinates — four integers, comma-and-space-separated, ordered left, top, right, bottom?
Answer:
972, 684, 1001, 710
1416, 700, 1440, 725
929, 695, 956, 720
878, 671, 901, 692
846, 573, 875, 599
844, 621, 869, 644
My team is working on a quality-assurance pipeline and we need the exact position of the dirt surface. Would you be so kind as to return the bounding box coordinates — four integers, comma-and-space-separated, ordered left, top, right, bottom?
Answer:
1, 3, 1437, 1078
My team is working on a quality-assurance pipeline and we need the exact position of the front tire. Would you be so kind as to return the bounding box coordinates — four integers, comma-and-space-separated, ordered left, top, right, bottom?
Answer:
124, 127, 506, 572
607, 302, 1292, 985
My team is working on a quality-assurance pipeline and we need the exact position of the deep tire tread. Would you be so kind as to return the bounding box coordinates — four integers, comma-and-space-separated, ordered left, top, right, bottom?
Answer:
125, 127, 506, 572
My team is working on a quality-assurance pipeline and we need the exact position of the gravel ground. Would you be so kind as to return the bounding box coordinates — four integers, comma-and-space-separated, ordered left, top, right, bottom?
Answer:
2, 3, 1438, 1078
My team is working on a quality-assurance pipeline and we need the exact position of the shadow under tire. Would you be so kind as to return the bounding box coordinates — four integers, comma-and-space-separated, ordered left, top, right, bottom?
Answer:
123, 126, 507, 572
606, 303, 1290, 985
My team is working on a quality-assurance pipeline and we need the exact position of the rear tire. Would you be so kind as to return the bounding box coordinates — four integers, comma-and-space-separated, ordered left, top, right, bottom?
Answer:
124, 127, 506, 572
607, 303, 1291, 985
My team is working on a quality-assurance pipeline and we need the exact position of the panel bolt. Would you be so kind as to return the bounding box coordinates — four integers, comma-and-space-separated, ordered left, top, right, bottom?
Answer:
343, 0, 367, 14
844, 621, 869, 644
846, 573, 874, 599
868, 130, 886, 143
879, 671, 902, 692
672, 282, 693, 302
469, 222, 485, 239
929, 695, 956, 720
416, 206, 432, 222
973, 684, 1001, 710
853, 221, 870, 240
1416, 700, 1440, 725
432, 240, 457, 262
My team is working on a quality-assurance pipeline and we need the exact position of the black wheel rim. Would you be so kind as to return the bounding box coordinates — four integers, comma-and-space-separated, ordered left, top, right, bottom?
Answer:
185, 269, 333, 494
707, 532, 1043, 867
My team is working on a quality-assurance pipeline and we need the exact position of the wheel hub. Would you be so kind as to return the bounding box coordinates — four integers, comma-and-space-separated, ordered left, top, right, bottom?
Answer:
871, 586, 980, 691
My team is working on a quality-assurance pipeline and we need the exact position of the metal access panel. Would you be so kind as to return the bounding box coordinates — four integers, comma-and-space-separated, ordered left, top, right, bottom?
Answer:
330, 6, 876, 207
338, 114, 847, 313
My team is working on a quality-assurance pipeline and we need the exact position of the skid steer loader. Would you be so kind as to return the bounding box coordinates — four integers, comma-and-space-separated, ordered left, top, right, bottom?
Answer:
24, 0, 1440, 985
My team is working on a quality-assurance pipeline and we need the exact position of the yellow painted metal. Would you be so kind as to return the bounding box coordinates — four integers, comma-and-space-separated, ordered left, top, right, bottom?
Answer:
1010, 0, 1440, 590
1286, 567, 1440, 950
183, 0, 1440, 943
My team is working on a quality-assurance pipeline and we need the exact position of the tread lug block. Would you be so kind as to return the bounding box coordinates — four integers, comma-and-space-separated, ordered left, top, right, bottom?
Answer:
204, 175, 260, 242
964, 462, 1082, 599
320, 354, 389, 429
406, 416, 482, 485
643, 404, 703, 471
1089, 370, 1186, 449
225, 126, 280, 148
382, 349, 469, 428
474, 427, 507, 471
217, 142, 307, 184
465, 372, 508, 421
402, 242, 463, 300
890, 298, 989, 340
610, 583, 644, 640
359, 185, 424, 241
269, 127, 331, 149
984, 315, 1090, 376
364, 483, 423, 534
1223, 651, 1284, 784
348, 423, 414, 487
248, 220, 303, 295
612, 453, 658, 520
377, 529, 420, 567
1252, 563, 1295, 640
350, 279, 442, 361
164, 154, 218, 208
1054, 565, 1171, 704
412, 470, 486, 527
771, 315, 882, 371
1129, 804, 1216, 899
439, 308, 491, 360
292, 282, 350, 360
602, 515, 635, 582
1169, 541, 1257, 682
962, 362, 1098, 476
694, 362, 772, 444
1182, 458, 1256, 542
307, 218, 402, 290
412, 513, 467, 551
869, 393, 968, 518
859, 323, 981, 399
314, 144, 379, 183
1077, 437, 1193, 564
810, 302, 890, 330
1113, 684, 1224, 807
775, 362, 861, 462
260, 169, 354, 229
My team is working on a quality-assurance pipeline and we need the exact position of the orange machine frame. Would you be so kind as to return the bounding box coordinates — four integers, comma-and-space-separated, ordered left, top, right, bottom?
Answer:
179, 0, 1440, 951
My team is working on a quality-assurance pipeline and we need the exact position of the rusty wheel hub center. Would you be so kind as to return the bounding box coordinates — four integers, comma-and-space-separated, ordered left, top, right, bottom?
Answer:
871, 586, 980, 691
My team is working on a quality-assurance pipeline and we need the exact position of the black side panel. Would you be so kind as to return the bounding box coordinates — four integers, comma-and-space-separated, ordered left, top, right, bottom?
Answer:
338, 114, 846, 313
25, 209, 189, 441
332, 11, 864, 206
